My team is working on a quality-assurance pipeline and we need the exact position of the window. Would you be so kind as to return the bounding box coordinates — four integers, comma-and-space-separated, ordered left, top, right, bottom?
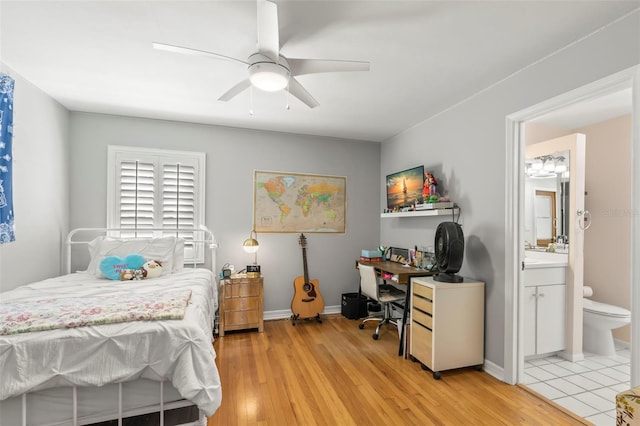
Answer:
107, 146, 206, 262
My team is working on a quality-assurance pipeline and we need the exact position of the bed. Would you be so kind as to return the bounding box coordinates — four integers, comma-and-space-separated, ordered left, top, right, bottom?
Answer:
0, 228, 222, 426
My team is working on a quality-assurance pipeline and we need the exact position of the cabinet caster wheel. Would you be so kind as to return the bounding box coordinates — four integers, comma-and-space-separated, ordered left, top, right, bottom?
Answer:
409, 355, 417, 362
475, 365, 483, 371
372, 333, 379, 340
433, 371, 441, 380
421, 364, 428, 371
358, 324, 365, 329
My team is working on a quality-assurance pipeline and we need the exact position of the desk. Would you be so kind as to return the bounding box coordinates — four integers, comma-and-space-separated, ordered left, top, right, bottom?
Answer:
356, 260, 436, 355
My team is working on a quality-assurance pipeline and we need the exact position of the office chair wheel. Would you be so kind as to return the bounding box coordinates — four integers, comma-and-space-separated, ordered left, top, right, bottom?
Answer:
358, 323, 365, 329
372, 333, 379, 340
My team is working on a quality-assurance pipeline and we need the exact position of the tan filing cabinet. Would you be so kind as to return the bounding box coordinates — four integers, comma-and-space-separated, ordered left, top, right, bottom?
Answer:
410, 276, 484, 379
219, 275, 264, 336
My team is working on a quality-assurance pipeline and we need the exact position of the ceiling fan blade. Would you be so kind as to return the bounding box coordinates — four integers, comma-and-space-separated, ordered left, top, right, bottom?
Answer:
288, 77, 319, 109
218, 79, 251, 102
152, 42, 248, 65
257, 0, 280, 62
288, 58, 370, 76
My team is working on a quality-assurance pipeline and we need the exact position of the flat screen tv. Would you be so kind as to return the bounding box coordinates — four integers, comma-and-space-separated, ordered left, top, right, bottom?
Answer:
386, 165, 424, 210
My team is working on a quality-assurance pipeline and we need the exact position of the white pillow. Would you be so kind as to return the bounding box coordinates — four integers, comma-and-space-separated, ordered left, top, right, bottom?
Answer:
173, 238, 185, 271
87, 236, 177, 277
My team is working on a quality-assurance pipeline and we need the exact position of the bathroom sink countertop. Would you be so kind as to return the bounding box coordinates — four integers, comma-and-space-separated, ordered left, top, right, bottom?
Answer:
524, 251, 568, 268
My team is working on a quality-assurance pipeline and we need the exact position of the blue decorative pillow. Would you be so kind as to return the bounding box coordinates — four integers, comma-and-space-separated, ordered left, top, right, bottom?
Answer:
99, 254, 146, 280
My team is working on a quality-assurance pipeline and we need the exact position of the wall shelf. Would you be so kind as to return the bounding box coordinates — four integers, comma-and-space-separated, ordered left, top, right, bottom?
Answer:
381, 208, 459, 218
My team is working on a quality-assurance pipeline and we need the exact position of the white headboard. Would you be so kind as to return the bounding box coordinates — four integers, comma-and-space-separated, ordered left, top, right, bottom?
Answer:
65, 227, 218, 275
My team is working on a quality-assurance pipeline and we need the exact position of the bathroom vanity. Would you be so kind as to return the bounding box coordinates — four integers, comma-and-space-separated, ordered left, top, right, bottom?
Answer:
523, 252, 568, 357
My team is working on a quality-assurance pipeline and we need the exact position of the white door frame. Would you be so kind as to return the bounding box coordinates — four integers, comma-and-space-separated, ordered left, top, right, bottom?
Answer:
504, 65, 640, 385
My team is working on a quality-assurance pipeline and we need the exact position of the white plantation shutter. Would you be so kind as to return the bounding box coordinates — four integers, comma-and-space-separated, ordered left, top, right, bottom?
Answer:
162, 163, 195, 229
119, 160, 155, 233
107, 146, 206, 262
161, 162, 199, 259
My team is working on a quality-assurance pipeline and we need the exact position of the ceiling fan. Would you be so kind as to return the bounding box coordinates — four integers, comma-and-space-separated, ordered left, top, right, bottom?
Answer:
152, 0, 370, 109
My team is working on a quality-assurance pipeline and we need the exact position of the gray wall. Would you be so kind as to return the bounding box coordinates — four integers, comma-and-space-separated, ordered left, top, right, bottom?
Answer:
381, 10, 640, 370
2, 7, 638, 377
69, 113, 381, 313
0, 68, 70, 292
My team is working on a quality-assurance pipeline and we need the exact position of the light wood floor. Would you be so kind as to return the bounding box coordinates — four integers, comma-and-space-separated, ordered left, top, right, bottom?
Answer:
208, 314, 587, 425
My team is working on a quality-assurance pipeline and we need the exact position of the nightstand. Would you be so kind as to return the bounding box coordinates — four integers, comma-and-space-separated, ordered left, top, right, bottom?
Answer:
219, 274, 264, 336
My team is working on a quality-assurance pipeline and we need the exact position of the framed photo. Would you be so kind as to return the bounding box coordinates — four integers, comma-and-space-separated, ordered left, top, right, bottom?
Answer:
253, 170, 346, 233
385, 165, 425, 210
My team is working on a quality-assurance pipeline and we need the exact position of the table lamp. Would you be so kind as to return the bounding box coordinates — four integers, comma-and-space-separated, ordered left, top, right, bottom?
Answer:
243, 230, 261, 278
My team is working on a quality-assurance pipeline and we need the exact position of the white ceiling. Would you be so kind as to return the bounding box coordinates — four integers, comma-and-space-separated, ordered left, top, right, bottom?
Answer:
1, 1, 638, 142
531, 88, 633, 130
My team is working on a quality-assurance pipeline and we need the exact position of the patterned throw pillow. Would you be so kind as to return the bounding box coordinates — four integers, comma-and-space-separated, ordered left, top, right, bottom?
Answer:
87, 237, 177, 276
99, 254, 146, 280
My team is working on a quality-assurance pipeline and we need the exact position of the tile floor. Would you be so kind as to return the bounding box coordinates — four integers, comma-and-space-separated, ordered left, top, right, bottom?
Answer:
523, 345, 630, 425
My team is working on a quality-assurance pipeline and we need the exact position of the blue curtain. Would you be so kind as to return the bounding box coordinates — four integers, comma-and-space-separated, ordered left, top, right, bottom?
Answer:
0, 73, 15, 244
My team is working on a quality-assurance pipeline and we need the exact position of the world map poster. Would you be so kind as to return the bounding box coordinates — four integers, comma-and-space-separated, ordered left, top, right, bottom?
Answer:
253, 171, 346, 233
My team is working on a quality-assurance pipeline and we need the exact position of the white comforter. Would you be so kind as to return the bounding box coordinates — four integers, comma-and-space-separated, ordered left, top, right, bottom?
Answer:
0, 269, 222, 417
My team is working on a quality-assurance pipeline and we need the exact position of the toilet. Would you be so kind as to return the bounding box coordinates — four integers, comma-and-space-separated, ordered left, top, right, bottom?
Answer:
583, 295, 631, 356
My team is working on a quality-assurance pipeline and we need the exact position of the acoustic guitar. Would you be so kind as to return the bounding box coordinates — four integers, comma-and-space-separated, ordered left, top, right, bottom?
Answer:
291, 233, 325, 323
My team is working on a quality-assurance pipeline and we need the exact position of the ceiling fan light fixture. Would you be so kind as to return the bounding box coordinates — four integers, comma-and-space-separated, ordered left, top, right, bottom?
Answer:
249, 62, 290, 92
155, 1, 369, 107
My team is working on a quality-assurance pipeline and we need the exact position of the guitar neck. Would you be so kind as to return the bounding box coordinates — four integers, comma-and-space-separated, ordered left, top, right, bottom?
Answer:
302, 246, 310, 284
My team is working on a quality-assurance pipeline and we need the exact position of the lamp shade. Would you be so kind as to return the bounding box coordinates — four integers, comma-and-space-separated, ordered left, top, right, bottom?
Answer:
243, 230, 260, 253
243, 230, 260, 277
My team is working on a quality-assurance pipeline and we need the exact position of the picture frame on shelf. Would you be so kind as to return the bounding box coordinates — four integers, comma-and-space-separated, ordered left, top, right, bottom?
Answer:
385, 165, 425, 210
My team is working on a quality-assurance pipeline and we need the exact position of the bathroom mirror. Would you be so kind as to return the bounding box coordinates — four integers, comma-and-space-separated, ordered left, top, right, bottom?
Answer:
524, 150, 570, 250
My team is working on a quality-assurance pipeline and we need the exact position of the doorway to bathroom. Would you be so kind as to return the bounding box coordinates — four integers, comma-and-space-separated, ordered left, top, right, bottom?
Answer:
504, 66, 640, 422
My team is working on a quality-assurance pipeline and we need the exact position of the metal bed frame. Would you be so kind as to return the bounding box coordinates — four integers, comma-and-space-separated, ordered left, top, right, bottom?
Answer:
10, 227, 219, 426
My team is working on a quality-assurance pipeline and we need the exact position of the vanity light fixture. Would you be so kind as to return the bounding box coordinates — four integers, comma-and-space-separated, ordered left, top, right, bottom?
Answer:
530, 159, 543, 170
526, 154, 568, 179
554, 157, 567, 173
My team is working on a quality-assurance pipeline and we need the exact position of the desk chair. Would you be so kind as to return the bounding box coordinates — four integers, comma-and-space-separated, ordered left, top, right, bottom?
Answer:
358, 264, 406, 340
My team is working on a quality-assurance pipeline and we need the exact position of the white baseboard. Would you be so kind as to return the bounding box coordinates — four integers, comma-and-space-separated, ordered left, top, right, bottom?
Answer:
560, 350, 585, 362
264, 305, 341, 321
615, 338, 631, 350
482, 358, 505, 382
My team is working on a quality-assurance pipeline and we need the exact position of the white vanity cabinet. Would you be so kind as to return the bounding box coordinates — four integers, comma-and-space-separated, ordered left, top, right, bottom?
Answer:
523, 264, 566, 357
